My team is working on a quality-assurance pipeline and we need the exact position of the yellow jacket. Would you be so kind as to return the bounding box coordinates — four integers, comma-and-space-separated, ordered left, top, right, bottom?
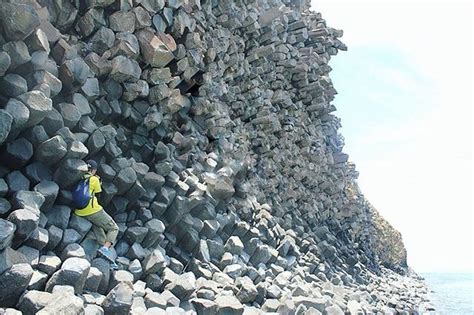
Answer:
74, 173, 103, 216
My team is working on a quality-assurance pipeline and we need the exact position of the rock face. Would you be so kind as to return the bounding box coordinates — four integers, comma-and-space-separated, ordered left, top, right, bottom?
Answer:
0, 0, 433, 314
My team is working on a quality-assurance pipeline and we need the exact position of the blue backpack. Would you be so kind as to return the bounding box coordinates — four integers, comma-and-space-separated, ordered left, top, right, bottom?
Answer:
72, 177, 92, 209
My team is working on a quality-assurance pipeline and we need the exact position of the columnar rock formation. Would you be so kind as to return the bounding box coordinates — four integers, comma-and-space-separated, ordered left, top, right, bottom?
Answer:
0, 0, 432, 314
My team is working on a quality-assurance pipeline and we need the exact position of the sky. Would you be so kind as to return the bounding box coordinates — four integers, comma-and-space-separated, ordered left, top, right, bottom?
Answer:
311, 0, 473, 273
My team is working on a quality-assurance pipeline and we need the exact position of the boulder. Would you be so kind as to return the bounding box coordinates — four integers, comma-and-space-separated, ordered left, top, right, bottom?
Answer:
102, 282, 134, 315
17, 91, 53, 128
0, 263, 34, 307
136, 29, 176, 67
7, 208, 39, 248
166, 272, 196, 300
0, 109, 13, 145
0, 219, 16, 250
17, 290, 54, 314
45, 257, 91, 294
36, 286, 84, 315
214, 295, 244, 315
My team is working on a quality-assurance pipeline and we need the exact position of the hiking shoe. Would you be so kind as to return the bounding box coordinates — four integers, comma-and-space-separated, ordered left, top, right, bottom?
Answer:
97, 246, 114, 262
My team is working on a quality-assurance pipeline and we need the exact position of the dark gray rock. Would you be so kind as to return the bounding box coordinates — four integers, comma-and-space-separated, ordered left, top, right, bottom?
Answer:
87, 129, 106, 154
142, 248, 168, 275
45, 205, 71, 230
107, 270, 134, 292
0, 74, 28, 97
61, 243, 87, 261
69, 215, 93, 238
142, 218, 165, 248
57, 228, 82, 252
0, 247, 28, 275
34, 180, 59, 211
58, 102, 82, 129
0, 3, 40, 41
66, 140, 89, 159
11, 190, 45, 212
36, 135, 68, 165
152, 14, 167, 33
0, 51, 11, 76
124, 226, 149, 244
133, 6, 152, 29
127, 242, 147, 261
45, 225, 63, 251
17, 90, 53, 128
59, 58, 90, 91
113, 167, 137, 195
0, 178, 7, 197
90, 27, 115, 55
1, 138, 33, 169
136, 29, 175, 68
0, 263, 34, 307
42, 108, 65, 136
102, 282, 134, 315
109, 55, 141, 83
0, 219, 16, 250
81, 77, 100, 100
192, 298, 218, 315
85, 266, 103, 292
24, 227, 49, 250
25, 162, 52, 185
17, 290, 54, 314
109, 11, 136, 33
27, 269, 49, 290
92, 258, 112, 295
72, 93, 92, 116
2, 41, 31, 68
45, 257, 91, 294
17, 245, 40, 267
53, 159, 88, 188
214, 295, 244, 315
128, 259, 143, 281
6, 170, 30, 194
7, 208, 39, 248
166, 272, 196, 300
4, 99, 29, 139
0, 109, 13, 145
225, 236, 244, 255
36, 287, 84, 315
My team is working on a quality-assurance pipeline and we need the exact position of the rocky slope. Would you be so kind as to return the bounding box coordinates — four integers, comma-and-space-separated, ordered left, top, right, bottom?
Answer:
0, 0, 433, 314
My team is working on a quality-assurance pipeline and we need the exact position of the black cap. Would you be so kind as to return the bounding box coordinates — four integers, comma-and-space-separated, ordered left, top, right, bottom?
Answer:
86, 160, 98, 170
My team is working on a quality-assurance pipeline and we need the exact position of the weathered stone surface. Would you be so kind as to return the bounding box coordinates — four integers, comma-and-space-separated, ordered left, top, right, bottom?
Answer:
45, 257, 91, 294
7, 209, 39, 248
136, 29, 176, 68
166, 272, 196, 300
0, 263, 34, 307
17, 91, 53, 128
215, 295, 244, 315
102, 282, 134, 315
18, 290, 54, 314
0, 74, 28, 97
0, 219, 16, 250
37, 255, 62, 276
36, 287, 84, 315
0, 109, 13, 145
110, 55, 141, 83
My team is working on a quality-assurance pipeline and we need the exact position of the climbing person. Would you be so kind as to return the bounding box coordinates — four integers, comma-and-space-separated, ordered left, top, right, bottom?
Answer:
73, 159, 119, 269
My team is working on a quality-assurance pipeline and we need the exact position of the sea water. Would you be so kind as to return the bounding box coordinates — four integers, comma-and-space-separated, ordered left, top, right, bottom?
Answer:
421, 273, 474, 314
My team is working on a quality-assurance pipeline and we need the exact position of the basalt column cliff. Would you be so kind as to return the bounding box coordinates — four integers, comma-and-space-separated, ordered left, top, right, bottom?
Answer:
0, 0, 432, 314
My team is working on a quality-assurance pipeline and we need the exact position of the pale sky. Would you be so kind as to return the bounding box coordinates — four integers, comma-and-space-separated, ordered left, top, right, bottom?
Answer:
311, 0, 473, 273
